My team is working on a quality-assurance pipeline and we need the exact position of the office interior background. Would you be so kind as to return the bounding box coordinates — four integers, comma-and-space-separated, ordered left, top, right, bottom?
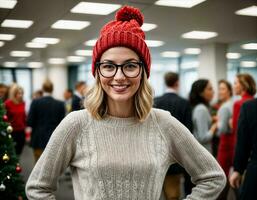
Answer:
0, 0, 257, 101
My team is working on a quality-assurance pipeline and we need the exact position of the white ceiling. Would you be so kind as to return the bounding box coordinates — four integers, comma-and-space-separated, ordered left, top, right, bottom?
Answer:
0, 0, 256, 65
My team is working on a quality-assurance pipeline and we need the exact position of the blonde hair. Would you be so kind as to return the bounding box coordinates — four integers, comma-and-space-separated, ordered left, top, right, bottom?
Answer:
237, 73, 256, 96
85, 69, 153, 121
9, 83, 23, 103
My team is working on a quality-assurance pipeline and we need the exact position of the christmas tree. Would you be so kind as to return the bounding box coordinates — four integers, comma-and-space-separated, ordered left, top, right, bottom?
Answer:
0, 99, 27, 200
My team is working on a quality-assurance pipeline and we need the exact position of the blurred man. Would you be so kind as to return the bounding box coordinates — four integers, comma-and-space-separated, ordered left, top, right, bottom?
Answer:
154, 72, 193, 200
72, 81, 87, 111
27, 80, 65, 162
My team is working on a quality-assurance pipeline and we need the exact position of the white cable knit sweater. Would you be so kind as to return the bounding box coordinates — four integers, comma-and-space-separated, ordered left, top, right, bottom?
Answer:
26, 108, 226, 200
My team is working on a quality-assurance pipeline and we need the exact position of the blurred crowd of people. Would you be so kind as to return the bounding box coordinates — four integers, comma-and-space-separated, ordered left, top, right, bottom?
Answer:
0, 71, 256, 200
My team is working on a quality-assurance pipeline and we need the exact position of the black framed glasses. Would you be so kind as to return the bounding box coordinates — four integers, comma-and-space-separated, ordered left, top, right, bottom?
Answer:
96, 61, 143, 78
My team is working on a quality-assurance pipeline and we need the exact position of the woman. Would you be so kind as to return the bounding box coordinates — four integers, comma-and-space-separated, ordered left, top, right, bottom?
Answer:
216, 80, 234, 177
189, 79, 217, 153
216, 80, 233, 199
26, 6, 225, 200
4, 84, 26, 155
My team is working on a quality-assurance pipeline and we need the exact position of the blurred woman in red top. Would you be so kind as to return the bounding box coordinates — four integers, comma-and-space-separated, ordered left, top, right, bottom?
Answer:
232, 74, 256, 139
5, 84, 26, 155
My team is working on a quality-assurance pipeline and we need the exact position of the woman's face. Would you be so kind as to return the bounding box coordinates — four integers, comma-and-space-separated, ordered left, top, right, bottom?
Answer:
233, 77, 244, 95
218, 82, 231, 102
201, 81, 214, 103
98, 47, 142, 105
15, 89, 23, 102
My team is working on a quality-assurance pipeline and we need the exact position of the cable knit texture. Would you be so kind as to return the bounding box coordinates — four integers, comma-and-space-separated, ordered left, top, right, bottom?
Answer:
26, 108, 226, 200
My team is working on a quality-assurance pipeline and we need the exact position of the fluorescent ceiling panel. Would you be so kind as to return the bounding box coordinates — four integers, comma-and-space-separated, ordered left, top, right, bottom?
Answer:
226, 53, 241, 59
161, 51, 180, 58
142, 23, 157, 32
0, 41, 5, 47
67, 56, 86, 62
32, 37, 60, 44
240, 61, 256, 68
51, 20, 91, 30
241, 43, 257, 50
0, 0, 17, 9
84, 39, 97, 46
71, 2, 121, 15
0, 34, 15, 41
145, 40, 164, 47
184, 48, 201, 54
182, 31, 218, 39
235, 6, 257, 17
28, 62, 43, 68
75, 50, 93, 56
26, 42, 47, 48
1, 19, 33, 28
3, 61, 18, 67
155, 0, 206, 8
10, 51, 32, 57
48, 58, 66, 65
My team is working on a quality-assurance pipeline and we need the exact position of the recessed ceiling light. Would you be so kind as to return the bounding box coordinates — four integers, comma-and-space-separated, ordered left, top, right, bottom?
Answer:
26, 42, 48, 48
182, 31, 218, 39
71, 2, 121, 15
3, 61, 18, 68
241, 43, 257, 50
48, 58, 66, 65
32, 37, 60, 44
235, 6, 257, 17
0, 41, 5, 47
240, 61, 256, 68
51, 20, 91, 30
161, 51, 180, 58
67, 56, 86, 62
142, 23, 158, 32
145, 40, 164, 47
184, 48, 201, 54
75, 50, 93, 56
0, 34, 16, 41
226, 53, 241, 59
10, 51, 32, 57
84, 39, 97, 46
155, 0, 206, 8
28, 62, 43, 68
0, 0, 17, 9
1, 19, 33, 29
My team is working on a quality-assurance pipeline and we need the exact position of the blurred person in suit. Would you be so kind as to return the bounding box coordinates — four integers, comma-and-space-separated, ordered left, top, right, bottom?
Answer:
4, 83, 26, 155
27, 80, 65, 162
72, 81, 87, 111
154, 72, 193, 199
230, 98, 257, 200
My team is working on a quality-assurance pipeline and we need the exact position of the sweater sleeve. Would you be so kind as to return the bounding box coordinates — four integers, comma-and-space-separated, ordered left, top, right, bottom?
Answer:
155, 110, 226, 200
25, 111, 83, 200
193, 105, 213, 144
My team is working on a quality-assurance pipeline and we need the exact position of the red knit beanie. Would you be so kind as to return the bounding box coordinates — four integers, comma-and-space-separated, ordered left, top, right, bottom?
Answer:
92, 5, 151, 78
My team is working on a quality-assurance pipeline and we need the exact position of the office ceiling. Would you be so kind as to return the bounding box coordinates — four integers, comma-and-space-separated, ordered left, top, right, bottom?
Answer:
0, 0, 256, 66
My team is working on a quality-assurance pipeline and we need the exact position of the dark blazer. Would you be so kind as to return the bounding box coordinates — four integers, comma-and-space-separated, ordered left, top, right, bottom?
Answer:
154, 92, 192, 131
234, 98, 257, 199
72, 94, 83, 111
154, 92, 192, 175
27, 96, 65, 149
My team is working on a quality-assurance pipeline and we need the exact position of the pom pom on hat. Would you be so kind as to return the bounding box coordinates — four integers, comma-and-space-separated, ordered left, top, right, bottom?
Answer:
92, 5, 151, 78
115, 6, 144, 27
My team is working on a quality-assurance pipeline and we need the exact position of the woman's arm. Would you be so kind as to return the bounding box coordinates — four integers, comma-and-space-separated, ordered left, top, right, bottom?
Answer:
26, 112, 81, 199
193, 105, 214, 143
217, 106, 231, 135
168, 118, 226, 199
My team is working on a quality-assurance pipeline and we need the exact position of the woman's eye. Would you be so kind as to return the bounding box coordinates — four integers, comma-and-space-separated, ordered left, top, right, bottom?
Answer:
102, 64, 115, 70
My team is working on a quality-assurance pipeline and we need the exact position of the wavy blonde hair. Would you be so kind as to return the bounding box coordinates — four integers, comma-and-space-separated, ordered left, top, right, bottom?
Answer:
85, 68, 153, 121
9, 83, 24, 104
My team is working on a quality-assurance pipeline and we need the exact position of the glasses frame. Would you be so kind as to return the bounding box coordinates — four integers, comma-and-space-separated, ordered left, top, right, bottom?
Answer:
96, 61, 143, 78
